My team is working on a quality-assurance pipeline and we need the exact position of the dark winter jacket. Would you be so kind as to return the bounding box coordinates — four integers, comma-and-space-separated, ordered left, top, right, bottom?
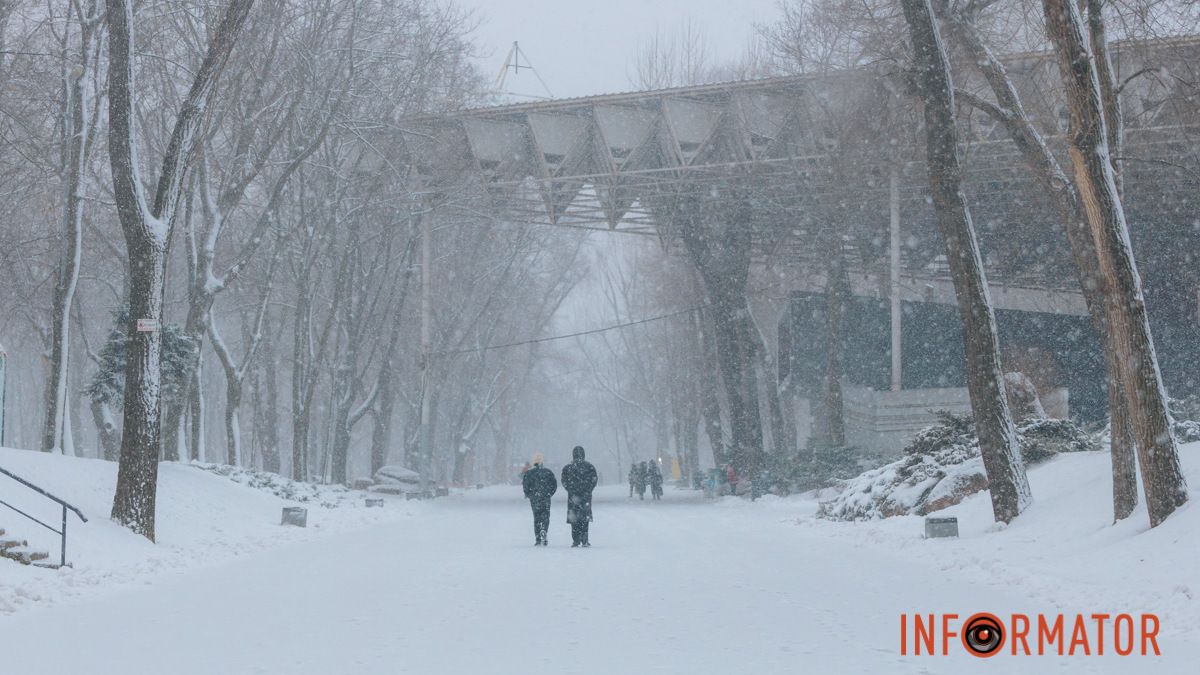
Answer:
523, 464, 558, 507
562, 447, 598, 523
561, 449, 598, 498
648, 463, 663, 487
634, 463, 648, 490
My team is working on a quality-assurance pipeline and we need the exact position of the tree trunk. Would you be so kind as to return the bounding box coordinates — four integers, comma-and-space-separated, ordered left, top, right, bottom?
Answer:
42, 34, 91, 455
1087, 0, 1123, 194
291, 272, 315, 481
901, 0, 1031, 523
709, 290, 764, 478
90, 398, 121, 461
944, 9, 1138, 521
694, 307, 726, 467
370, 364, 395, 477
260, 333, 281, 474
163, 288, 213, 461
1110, 384, 1137, 519
749, 310, 793, 465
677, 199, 765, 480
330, 414, 351, 484
188, 366, 204, 462
106, 0, 255, 539
1085, 0, 1137, 521
109, 236, 167, 539
1042, 0, 1188, 527
223, 379, 242, 466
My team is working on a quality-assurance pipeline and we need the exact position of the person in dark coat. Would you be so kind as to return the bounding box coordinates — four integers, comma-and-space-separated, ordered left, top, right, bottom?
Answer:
522, 453, 557, 546
561, 445, 598, 547
635, 461, 648, 500
628, 463, 637, 498
648, 460, 664, 500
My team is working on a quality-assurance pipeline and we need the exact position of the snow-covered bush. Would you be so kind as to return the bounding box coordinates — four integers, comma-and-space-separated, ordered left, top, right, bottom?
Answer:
788, 444, 864, 493
86, 308, 195, 409
1018, 417, 1098, 463
1170, 396, 1200, 443
817, 412, 1097, 521
190, 462, 353, 508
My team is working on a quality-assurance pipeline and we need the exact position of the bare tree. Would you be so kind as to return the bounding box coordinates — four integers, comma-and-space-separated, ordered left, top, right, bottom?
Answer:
41, 0, 104, 455
106, 0, 255, 539
939, 0, 1139, 520
1041, 0, 1188, 527
900, 0, 1031, 523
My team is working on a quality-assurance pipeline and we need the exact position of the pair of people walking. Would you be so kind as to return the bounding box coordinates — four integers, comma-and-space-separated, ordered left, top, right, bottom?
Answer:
627, 460, 664, 500
522, 446, 598, 547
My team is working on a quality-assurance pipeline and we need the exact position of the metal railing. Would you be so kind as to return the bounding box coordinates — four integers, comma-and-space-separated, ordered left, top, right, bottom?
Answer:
0, 464, 87, 568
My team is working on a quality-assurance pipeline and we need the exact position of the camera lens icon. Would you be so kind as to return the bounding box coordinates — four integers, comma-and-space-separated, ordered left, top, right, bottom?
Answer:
962, 613, 1005, 658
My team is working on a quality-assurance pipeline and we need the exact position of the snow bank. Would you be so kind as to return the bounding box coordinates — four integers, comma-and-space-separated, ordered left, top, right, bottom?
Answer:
0, 447, 424, 614
787, 441, 1200, 654
818, 414, 1097, 521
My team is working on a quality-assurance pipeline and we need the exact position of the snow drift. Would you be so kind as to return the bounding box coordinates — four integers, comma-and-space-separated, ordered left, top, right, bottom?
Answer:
817, 413, 1097, 521
0, 447, 422, 614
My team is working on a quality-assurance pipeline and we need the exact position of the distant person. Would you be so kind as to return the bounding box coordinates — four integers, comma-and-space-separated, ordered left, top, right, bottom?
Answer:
725, 463, 738, 497
628, 463, 638, 498
522, 453, 557, 546
635, 461, 648, 500
561, 446, 598, 547
648, 460, 664, 500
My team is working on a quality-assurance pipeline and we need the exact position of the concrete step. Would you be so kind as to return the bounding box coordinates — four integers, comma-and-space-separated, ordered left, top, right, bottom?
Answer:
0, 537, 28, 552
1, 547, 49, 565
0, 529, 52, 566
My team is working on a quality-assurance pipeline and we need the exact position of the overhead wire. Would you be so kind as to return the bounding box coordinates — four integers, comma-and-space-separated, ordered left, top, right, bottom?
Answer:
432, 305, 704, 358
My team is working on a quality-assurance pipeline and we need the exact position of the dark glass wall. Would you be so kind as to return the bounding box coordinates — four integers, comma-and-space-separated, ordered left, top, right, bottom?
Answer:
782, 291, 1109, 420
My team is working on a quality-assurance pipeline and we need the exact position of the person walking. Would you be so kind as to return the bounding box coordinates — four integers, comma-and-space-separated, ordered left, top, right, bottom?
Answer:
522, 453, 557, 546
648, 460, 664, 500
561, 445, 598, 547
635, 461, 648, 500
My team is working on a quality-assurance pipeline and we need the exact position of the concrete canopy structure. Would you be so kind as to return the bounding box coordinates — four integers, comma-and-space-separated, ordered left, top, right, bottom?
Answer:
397, 37, 1200, 453
401, 36, 1198, 310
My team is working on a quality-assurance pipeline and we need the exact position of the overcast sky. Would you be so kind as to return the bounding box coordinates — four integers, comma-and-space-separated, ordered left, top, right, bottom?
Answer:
455, 0, 783, 100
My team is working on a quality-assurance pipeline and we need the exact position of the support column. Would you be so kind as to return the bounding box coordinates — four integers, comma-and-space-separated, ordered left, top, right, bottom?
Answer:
889, 166, 903, 392
746, 287, 788, 371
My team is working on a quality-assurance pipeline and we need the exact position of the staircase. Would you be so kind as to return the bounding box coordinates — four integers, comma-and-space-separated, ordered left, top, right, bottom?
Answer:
0, 527, 53, 567
1, 464, 87, 569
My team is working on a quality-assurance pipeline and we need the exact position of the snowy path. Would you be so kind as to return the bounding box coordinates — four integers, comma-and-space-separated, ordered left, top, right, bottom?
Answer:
0, 485, 1192, 674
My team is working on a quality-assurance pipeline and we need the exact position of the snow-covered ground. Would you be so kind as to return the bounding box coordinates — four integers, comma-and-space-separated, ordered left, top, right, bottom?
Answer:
1, 443, 1198, 673
0, 447, 425, 613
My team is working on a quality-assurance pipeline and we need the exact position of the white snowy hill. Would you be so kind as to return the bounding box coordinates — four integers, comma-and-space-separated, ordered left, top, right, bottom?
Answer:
0, 446, 422, 613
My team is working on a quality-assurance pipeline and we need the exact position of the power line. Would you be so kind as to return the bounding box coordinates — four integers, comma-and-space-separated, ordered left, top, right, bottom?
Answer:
433, 305, 703, 358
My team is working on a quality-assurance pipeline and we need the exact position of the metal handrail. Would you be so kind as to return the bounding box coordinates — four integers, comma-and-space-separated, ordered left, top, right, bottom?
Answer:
0, 464, 87, 568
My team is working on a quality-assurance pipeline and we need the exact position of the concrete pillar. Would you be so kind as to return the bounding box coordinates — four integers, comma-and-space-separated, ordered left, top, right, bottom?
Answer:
746, 283, 791, 371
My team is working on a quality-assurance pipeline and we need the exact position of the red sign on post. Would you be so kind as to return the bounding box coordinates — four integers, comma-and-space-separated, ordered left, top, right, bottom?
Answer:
136, 319, 158, 333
